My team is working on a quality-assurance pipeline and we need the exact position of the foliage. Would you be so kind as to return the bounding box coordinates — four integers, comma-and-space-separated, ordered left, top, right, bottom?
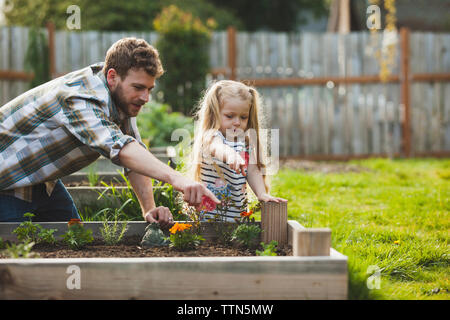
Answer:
87, 166, 99, 186
78, 170, 187, 221
168, 222, 204, 251
94, 171, 142, 221
99, 219, 128, 246
256, 240, 278, 256
0, 237, 5, 250
231, 223, 261, 249
209, 0, 330, 31
137, 101, 193, 148
12, 213, 57, 244
97, 200, 130, 245
230, 209, 261, 249
204, 187, 237, 245
273, 158, 450, 300
4, 0, 240, 31
61, 219, 93, 250
24, 27, 50, 88
3, 241, 40, 258
154, 5, 214, 115
152, 179, 187, 221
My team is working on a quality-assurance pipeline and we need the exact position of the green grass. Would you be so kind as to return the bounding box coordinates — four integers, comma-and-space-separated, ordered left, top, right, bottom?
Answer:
269, 158, 449, 300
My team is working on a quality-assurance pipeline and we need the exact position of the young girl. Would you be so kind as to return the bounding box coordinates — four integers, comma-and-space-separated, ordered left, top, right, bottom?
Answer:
189, 80, 287, 221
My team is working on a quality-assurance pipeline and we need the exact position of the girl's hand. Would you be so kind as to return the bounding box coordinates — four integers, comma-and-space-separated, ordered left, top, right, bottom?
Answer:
226, 150, 247, 176
257, 193, 288, 203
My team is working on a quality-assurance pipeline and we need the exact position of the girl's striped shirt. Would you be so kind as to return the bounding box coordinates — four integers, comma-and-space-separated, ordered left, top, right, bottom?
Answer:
200, 131, 249, 222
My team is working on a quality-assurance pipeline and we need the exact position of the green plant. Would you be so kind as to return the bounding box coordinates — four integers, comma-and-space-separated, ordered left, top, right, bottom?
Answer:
154, 5, 214, 115
137, 102, 193, 148
97, 200, 130, 245
0, 237, 5, 250
12, 213, 57, 244
13, 213, 39, 242
152, 179, 187, 221
25, 27, 50, 88
231, 223, 262, 249
87, 166, 100, 186
37, 228, 57, 245
61, 219, 94, 250
3, 242, 40, 259
94, 171, 142, 221
256, 240, 278, 256
207, 190, 238, 245
168, 222, 204, 251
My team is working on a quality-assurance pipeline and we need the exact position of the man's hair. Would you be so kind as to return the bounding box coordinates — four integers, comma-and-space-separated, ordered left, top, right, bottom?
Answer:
103, 37, 164, 79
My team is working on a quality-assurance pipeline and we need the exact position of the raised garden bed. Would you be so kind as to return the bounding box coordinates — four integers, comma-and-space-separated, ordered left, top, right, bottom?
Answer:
0, 215, 348, 300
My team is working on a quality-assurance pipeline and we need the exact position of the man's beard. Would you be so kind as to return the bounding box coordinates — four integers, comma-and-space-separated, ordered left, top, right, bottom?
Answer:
110, 83, 130, 116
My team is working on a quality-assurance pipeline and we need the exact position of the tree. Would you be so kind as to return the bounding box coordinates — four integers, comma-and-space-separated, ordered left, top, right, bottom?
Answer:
209, 0, 331, 31
4, 0, 241, 30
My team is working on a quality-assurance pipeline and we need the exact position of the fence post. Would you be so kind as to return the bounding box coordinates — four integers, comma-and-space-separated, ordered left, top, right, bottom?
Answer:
227, 26, 236, 80
46, 21, 56, 79
400, 27, 411, 157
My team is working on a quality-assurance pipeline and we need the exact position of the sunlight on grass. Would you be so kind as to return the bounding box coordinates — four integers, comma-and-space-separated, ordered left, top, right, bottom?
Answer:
271, 158, 450, 300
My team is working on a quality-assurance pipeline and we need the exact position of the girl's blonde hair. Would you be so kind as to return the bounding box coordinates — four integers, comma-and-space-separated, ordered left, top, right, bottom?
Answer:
189, 80, 269, 192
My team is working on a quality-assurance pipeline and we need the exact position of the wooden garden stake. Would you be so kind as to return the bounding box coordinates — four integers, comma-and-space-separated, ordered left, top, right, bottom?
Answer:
260, 201, 288, 247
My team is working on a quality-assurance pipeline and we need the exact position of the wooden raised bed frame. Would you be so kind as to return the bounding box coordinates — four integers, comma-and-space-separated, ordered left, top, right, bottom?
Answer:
0, 203, 347, 300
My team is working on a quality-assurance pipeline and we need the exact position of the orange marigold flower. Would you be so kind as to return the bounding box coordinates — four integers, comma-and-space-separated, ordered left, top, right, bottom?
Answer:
240, 210, 253, 217
169, 223, 192, 234
68, 218, 82, 227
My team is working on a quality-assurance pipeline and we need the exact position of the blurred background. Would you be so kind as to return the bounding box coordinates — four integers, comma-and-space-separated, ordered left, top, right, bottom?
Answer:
0, 0, 449, 159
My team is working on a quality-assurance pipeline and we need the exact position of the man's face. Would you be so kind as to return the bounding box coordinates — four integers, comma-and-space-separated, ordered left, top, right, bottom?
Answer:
107, 68, 155, 117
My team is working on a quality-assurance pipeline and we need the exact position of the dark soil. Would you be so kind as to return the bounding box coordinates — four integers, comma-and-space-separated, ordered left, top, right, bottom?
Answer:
0, 236, 292, 259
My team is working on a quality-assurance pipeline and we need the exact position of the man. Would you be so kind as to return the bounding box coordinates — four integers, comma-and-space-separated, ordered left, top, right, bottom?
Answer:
0, 37, 219, 225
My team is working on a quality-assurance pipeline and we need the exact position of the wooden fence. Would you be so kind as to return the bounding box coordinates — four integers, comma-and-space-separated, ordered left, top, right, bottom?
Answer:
1, 25, 449, 158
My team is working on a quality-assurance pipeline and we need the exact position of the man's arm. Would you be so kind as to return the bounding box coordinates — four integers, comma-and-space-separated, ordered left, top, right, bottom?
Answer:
119, 141, 220, 207
128, 171, 173, 227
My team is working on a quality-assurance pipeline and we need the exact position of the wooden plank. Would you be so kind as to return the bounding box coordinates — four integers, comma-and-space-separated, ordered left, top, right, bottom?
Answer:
400, 28, 412, 156
0, 254, 348, 300
288, 219, 331, 256
227, 26, 236, 80
294, 228, 331, 257
260, 202, 288, 247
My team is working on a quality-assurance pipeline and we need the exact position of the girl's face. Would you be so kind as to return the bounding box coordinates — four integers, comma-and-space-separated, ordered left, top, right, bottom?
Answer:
219, 97, 250, 139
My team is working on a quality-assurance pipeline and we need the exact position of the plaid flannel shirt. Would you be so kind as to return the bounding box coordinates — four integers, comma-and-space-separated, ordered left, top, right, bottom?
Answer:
0, 62, 146, 202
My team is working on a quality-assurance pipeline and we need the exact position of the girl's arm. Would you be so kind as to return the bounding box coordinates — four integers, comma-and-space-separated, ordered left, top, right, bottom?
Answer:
209, 135, 246, 176
246, 150, 287, 203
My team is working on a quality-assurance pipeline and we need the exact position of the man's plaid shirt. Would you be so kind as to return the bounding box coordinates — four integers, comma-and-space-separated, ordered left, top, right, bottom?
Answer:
0, 63, 145, 202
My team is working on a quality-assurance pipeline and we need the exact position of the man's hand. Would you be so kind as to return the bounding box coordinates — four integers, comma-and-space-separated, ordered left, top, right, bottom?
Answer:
144, 206, 174, 228
171, 176, 220, 207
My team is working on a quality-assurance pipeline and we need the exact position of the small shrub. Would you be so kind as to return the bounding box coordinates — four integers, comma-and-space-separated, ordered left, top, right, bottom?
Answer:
154, 5, 215, 115
13, 213, 57, 244
61, 219, 93, 250
137, 102, 193, 148
231, 224, 261, 249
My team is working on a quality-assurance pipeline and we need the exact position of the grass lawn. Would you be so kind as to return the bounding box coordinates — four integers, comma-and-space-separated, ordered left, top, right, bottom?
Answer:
268, 158, 449, 300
